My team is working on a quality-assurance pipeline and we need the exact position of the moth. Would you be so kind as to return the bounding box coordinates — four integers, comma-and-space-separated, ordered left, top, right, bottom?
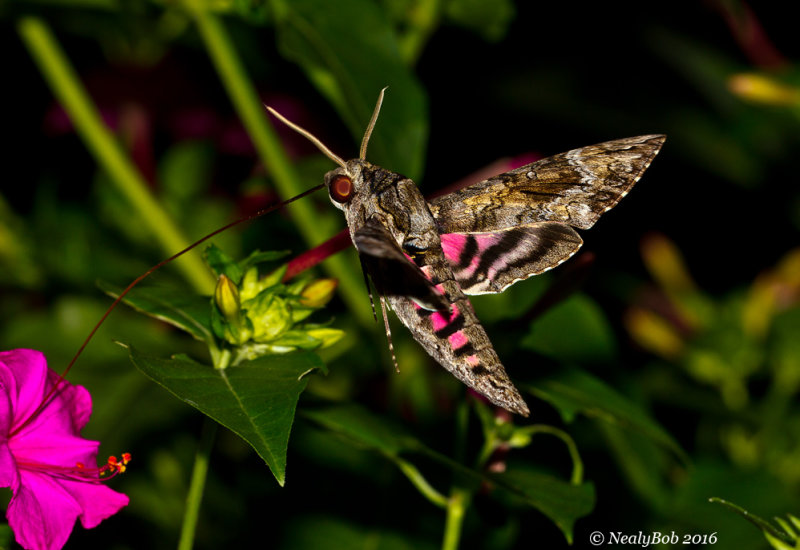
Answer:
268, 90, 664, 416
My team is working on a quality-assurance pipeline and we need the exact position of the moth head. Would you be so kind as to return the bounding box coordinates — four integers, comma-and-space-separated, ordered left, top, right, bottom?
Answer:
323, 160, 366, 211
265, 88, 388, 211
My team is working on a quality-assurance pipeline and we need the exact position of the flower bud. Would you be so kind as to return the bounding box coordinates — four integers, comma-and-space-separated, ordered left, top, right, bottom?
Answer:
215, 274, 241, 322
305, 327, 345, 349
299, 279, 338, 308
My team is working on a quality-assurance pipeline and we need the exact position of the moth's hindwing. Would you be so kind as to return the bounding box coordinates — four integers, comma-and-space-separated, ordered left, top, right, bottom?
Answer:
440, 223, 583, 295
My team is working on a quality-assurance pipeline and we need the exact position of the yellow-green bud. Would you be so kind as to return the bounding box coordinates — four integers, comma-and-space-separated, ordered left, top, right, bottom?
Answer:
215, 274, 241, 321
305, 327, 345, 349
299, 279, 338, 308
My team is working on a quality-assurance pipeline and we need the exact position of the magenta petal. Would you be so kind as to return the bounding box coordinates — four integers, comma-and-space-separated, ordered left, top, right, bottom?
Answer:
8, 471, 130, 550
11, 431, 99, 471
0, 442, 18, 490
7, 472, 80, 550
0, 350, 49, 429
0, 380, 16, 489
62, 479, 129, 529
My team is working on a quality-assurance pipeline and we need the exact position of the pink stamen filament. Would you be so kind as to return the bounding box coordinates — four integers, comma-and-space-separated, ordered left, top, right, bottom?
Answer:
14, 453, 131, 482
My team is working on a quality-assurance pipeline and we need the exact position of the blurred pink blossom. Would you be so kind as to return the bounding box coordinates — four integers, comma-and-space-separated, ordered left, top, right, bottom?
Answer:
0, 349, 129, 550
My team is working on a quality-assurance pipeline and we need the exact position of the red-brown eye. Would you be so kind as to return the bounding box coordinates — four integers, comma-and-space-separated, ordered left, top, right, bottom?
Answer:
329, 175, 354, 203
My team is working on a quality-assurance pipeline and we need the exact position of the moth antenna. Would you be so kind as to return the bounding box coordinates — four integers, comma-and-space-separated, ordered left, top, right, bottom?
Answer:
378, 295, 400, 373
265, 106, 346, 168
360, 87, 388, 160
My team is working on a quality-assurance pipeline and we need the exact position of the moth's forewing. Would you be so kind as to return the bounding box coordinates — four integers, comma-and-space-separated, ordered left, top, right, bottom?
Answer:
428, 135, 666, 233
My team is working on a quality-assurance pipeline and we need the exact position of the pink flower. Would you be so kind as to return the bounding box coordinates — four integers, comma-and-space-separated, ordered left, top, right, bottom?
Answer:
0, 349, 129, 550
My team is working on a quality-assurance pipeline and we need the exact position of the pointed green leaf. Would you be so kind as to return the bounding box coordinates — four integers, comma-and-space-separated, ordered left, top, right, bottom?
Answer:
521, 294, 617, 363
528, 370, 687, 463
303, 404, 594, 541
99, 281, 213, 344
204, 244, 242, 282
129, 347, 323, 485
238, 249, 291, 272
709, 498, 796, 545
445, 0, 515, 42
272, 0, 428, 179
495, 465, 595, 544
302, 404, 422, 456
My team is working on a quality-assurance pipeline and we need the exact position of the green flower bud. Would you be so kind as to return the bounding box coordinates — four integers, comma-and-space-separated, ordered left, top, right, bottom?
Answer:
215, 274, 241, 321
247, 294, 292, 342
240, 267, 259, 301
299, 279, 338, 308
305, 327, 345, 349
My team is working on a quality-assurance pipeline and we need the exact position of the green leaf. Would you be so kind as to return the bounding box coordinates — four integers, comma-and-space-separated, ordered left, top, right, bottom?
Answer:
302, 403, 421, 456
709, 498, 795, 545
99, 281, 213, 344
279, 515, 436, 550
272, 0, 428, 180
528, 369, 687, 463
129, 347, 324, 485
238, 249, 291, 273
0, 523, 13, 548
496, 465, 595, 544
444, 0, 515, 42
204, 244, 242, 282
303, 404, 594, 542
159, 141, 214, 206
520, 294, 617, 363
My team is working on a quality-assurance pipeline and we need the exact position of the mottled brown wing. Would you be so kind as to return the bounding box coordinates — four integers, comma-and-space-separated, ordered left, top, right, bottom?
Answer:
428, 135, 665, 233
354, 216, 450, 311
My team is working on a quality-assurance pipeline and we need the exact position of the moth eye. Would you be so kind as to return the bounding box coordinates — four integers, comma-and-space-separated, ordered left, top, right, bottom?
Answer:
329, 175, 354, 204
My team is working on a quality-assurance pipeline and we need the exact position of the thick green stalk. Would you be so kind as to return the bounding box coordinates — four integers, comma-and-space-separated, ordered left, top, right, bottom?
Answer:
17, 17, 215, 294
440, 401, 470, 550
442, 487, 469, 550
181, 0, 372, 326
178, 418, 218, 550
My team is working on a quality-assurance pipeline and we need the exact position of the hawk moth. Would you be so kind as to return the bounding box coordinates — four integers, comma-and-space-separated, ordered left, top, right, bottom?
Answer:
268, 91, 664, 416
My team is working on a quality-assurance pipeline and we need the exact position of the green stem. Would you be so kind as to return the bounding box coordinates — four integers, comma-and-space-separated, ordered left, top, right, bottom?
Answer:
442, 488, 469, 550
523, 424, 584, 485
395, 457, 448, 508
439, 400, 471, 550
181, 0, 372, 327
17, 17, 215, 295
178, 417, 218, 550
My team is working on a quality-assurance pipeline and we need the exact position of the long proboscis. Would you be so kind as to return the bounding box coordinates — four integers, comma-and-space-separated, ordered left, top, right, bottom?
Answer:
60, 183, 325, 380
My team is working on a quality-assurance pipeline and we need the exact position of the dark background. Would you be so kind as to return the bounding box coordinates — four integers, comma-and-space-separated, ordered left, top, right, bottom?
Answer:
3, 1, 800, 549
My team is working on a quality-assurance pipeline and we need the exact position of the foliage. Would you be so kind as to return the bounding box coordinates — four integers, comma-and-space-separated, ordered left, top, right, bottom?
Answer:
3, 1, 800, 549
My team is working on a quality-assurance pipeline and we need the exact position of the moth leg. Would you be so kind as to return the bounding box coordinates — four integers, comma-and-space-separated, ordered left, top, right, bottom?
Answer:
359, 256, 378, 323
378, 295, 399, 372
